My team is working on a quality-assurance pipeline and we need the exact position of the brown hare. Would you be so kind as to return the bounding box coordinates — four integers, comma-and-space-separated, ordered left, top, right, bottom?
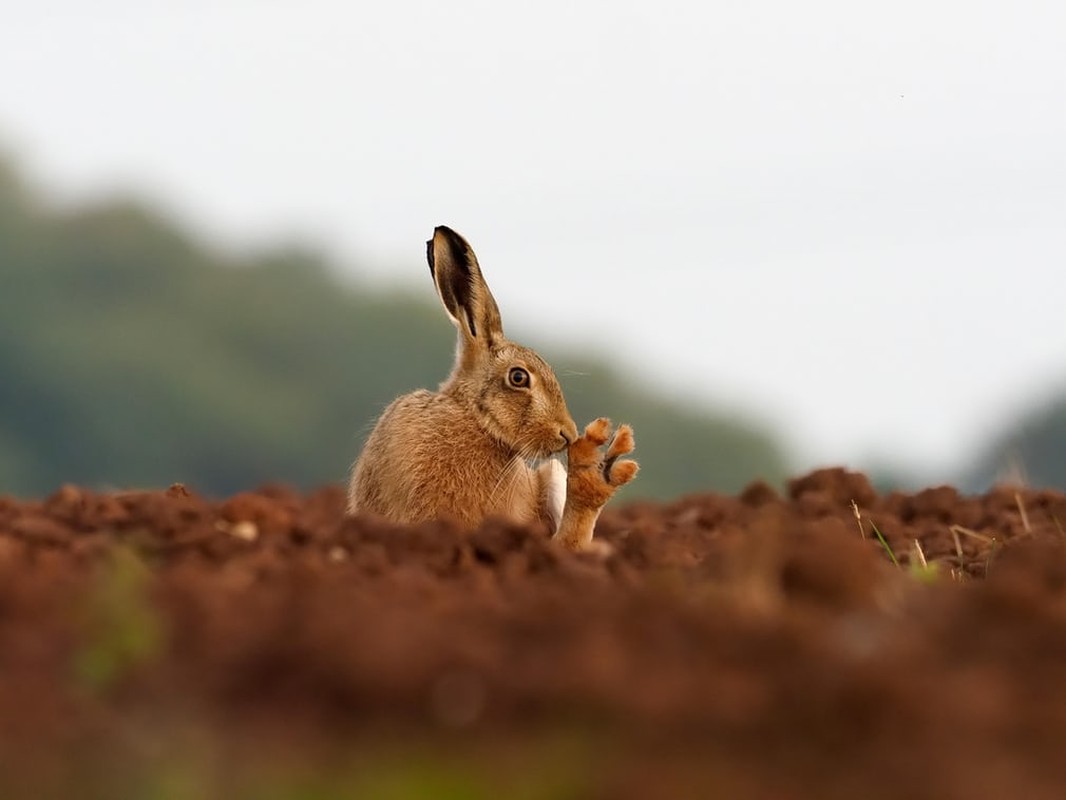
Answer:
347, 225, 637, 551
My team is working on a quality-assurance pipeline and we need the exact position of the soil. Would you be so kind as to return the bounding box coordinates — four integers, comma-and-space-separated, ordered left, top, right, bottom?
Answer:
3, 469, 1066, 799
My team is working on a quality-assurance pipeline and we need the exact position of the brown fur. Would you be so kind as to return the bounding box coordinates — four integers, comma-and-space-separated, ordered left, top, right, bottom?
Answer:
347, 226, 638, 550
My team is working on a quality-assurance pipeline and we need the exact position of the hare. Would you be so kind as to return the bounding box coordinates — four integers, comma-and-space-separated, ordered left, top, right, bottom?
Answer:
347, 225, 638, 551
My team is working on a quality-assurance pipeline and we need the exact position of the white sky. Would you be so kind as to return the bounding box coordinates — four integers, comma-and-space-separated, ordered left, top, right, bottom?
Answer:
2, 0, 1064, 480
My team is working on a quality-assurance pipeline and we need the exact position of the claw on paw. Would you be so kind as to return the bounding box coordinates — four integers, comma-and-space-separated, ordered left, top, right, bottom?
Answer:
607, 458, 639, 487
583, 417, 612, 443
603, 423, 638, 487
605, 423, 635, 461
569, 417, 613, 468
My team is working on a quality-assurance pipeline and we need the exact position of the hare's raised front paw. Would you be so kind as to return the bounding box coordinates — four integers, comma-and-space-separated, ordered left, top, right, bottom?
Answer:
566, 418, 639, 511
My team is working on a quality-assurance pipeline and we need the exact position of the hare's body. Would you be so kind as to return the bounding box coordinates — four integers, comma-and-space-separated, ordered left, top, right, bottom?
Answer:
348, 226, 637, 551
350, 389, 566, 527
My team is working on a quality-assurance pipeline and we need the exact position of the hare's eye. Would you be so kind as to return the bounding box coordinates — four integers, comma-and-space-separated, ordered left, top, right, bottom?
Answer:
507, 367, 531, 388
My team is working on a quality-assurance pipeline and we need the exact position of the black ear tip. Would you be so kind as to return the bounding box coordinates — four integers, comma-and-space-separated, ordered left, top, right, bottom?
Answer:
433, 225, 465, 248
431, 225, 473, 263
432, 226, 456, 249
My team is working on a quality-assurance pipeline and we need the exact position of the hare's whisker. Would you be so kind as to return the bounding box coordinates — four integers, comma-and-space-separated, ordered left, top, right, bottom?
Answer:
488, 441, 535, 511
493, 440, 542, 512
487, 455, 520, 508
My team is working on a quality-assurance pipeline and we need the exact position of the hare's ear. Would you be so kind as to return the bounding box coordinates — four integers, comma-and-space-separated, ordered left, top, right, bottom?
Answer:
427, 226, 504, 351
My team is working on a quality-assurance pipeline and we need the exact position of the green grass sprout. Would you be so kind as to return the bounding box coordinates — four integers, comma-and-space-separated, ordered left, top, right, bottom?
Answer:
868, 519, 899, 568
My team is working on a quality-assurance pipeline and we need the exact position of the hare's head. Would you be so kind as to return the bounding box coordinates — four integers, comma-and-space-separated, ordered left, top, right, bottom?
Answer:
428, 226, 578, 459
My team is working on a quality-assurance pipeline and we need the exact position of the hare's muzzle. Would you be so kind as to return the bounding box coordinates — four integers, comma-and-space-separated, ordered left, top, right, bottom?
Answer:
556, 420, 579, 452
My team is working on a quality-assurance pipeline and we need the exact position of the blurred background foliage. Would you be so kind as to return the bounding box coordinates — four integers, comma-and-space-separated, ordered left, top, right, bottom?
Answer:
2, 155, 1062, 498
964, 394, 1066, 492
0, 156, 794, 499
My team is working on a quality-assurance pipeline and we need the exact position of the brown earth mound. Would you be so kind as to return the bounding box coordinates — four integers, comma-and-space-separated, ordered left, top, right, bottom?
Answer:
2, 469, 1066, 799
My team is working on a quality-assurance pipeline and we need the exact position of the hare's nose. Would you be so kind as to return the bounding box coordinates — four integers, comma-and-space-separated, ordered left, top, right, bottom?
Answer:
560, 420, 578, 446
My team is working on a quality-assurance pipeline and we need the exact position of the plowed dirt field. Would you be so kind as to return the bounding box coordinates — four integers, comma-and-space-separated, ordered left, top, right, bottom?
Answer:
3, 469, 1066, 799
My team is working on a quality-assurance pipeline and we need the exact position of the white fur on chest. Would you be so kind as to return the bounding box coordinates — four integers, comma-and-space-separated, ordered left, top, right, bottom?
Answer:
542, 459, 567, 533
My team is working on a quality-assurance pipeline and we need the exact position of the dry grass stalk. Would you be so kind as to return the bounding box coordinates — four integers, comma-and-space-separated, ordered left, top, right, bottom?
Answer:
851, 500, 866, 540
913, 539, 928, 568
950, 524, 994, 545
950, 526, 963, 558
1014, 492, 1032, 534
